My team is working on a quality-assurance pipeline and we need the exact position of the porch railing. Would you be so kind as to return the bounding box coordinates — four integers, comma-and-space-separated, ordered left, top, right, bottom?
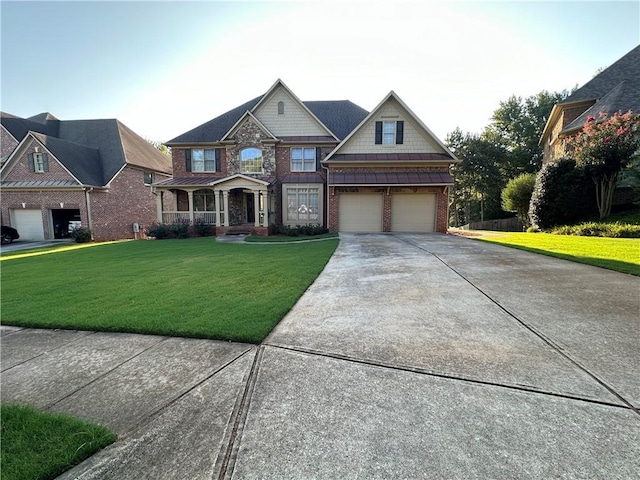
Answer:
162, 212, 217, 225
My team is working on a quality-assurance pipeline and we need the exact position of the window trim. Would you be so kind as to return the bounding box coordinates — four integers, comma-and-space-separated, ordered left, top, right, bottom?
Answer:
240, 147, 263, 174
282, 183, 323, 226
34, 152, 45, 173
290, 147, 316, 172
191, 148, 217, 173
143, 171, 154, 185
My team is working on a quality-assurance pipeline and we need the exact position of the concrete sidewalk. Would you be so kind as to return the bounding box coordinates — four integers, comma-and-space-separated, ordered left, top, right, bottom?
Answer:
1, 233, 638, 479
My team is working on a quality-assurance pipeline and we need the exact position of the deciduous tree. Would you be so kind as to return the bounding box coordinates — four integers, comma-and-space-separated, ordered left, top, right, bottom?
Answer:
566, 111, 640, 218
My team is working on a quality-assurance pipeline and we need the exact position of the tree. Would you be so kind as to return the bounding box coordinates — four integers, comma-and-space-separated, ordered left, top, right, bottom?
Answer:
483, 90, 571, 176
566, 111, 640, 218
501, 173, 536, 226
145, 138, 172, 157
447, 129, 506, 226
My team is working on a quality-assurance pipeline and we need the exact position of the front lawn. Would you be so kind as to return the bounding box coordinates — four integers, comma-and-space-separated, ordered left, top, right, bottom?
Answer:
460, 231, 640, 276
0, 237, 338, 343
1, 404, 116, 480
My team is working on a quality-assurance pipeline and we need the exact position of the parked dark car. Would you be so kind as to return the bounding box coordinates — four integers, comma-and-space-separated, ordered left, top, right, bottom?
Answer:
1, 226, 20, 245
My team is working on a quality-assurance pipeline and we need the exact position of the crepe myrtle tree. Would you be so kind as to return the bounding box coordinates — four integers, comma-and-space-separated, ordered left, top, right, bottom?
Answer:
566, 111, 640, 218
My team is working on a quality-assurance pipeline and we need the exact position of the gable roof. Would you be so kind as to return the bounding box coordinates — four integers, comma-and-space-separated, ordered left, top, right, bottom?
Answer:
165, 82, 369, 145
540, 45, 640, 143
323, 90, 459, 163
221, 110, 278, 142
0, 113, 172, 186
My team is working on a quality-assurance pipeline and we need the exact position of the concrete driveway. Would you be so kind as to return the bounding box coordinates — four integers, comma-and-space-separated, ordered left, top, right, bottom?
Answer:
1, 233, 638, 479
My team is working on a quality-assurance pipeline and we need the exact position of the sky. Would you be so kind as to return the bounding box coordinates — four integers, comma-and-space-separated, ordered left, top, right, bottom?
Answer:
1, 0, 639, 143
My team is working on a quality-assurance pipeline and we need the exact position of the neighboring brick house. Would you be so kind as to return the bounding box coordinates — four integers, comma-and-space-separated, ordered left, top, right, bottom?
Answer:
540, 45, 640, 163
0, 112, 173, 241
160, 79, 459, 235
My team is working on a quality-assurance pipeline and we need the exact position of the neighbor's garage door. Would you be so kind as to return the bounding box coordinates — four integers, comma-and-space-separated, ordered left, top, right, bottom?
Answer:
391, 193, 436, 232
10, 209, 45, 241
339, 194, 383, 232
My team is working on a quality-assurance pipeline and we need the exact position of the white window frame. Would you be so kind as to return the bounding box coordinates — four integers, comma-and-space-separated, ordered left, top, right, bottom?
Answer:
284, 184, 322, 225
34, 153, 45, 173
193, 189, 216, 212
290, 147, 316, 172
382, 121, 395, 145
191, 149, 217, 172
240, 148, 263, 174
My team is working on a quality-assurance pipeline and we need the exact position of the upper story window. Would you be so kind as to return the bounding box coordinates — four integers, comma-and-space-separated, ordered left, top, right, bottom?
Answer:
290, 147, 316, 172
375, 120, 404, 145
192, 149, 216, 172
186, 148, 219, 172
241, 148, 263, 173
278, 101, 285, 115
143, 171, 154, 185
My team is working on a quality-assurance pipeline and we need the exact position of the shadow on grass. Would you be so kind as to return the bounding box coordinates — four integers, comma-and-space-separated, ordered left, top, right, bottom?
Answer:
475, 239, 640, 276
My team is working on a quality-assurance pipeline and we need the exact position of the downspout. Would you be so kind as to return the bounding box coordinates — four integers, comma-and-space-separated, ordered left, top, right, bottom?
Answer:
321, 160, 330, 232
84, 187, 94, 240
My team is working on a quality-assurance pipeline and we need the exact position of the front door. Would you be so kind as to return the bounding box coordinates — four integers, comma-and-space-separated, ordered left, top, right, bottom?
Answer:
246, 193, 255, 224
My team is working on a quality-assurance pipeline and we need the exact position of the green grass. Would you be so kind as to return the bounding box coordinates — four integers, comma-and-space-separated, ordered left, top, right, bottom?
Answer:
467, 231, 640, 276
0, 237, 338, 343
245, 232, 339, 242
1, 404, 116, 480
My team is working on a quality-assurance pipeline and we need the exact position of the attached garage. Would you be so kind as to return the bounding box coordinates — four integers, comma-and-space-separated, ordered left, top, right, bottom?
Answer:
339, 193, 383, 232
391, 193, 436, 232
10, 209, 45, 240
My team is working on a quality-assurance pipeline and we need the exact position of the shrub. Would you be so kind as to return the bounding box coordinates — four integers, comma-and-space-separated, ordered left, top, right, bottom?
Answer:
529, 158, 596, 229
526, 226, 539, 233
169, 220, 190, 239
192, 218, 212, 237
145, 222, 171, 239
268, 223, 327, 237
501, 173, 536, 227
69, 226, 92, 243
551, 222, 640, 238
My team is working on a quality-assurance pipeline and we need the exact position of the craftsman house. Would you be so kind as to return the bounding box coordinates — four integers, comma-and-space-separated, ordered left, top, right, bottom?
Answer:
160, 80, 458, 235
0, 112, 172, 241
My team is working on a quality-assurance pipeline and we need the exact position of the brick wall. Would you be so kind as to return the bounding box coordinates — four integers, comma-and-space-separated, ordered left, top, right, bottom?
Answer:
89, 165, 162, 241
4, 139, 78, 183
171, 147, 228, 178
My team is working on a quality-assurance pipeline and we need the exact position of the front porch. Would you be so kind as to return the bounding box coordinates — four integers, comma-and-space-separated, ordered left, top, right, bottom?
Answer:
154, 174, 274, 236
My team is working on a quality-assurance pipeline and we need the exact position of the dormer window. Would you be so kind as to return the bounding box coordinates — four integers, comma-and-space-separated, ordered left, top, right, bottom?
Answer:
278, 101, 284, 115
241, 148, 263, 173
375, 120, 404, 145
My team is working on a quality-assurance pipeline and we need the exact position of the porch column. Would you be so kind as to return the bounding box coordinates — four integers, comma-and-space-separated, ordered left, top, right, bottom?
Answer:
254, 190, 261, 227
187, 191, 195, 223
222, 191, 229, 226
214, 188, 221, 226
156, 191, 163, 223
261, 190, 269, 227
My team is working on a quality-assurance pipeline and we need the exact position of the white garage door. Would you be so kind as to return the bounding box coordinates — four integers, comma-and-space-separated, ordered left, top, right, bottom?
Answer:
10, 209, 45, 241
391, 193, 436, 232
339, 194, 383, 232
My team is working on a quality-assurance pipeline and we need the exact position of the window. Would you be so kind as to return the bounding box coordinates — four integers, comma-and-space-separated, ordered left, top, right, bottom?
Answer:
192, 149, 216, 172
34, 153, 46, 173
193, 189, 216, 211
290, 148, 316, 172
241, 148, 263, 173
286, 187, 319, 222
143, 171, 153, 185
278, 101, 284, 114
375, 120, 404, 145
383, 121, 395, 144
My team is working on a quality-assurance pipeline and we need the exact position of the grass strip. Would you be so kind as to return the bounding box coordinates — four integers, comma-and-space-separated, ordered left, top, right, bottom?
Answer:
1, 237, 338, 343
1, 404, 116, 480
464, 231, 640, 276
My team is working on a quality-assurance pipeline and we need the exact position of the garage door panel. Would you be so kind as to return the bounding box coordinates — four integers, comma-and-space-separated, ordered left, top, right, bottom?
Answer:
10, 209, 45, 240
339, 194, 383, 233
391, 194, 436, 233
